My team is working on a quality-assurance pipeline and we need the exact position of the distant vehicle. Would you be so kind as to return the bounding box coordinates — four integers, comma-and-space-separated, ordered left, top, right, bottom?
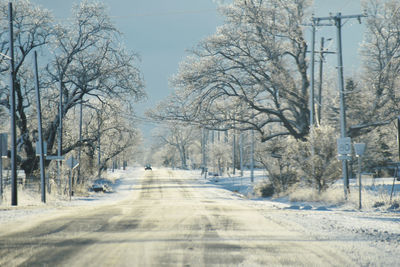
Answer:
145, 164, 152, 170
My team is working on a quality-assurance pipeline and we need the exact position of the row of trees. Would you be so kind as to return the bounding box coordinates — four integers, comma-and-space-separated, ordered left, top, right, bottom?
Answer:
0, 0, 145, 186
148, 0, 400, 194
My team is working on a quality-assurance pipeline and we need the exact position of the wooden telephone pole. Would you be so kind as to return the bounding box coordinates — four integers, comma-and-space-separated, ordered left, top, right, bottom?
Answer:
311, 13, 366, 199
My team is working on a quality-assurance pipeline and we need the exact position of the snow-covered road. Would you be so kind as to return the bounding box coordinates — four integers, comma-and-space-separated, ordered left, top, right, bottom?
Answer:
0, 168, 399, 266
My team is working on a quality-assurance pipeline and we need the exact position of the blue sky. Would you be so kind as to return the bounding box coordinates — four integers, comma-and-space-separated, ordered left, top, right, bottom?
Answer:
29, 0, 365, 138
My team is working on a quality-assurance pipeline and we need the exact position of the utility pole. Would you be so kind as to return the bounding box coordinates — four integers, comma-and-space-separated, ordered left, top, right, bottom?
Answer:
9, 2, 17, 206
201, 127, 204, 176
311, 13, 366, 199
317, 37, 324, 125
336, 13, 348, 198
336, 13, 349, 198
250, 128, 254, 183
211, 130, 215, 173
398, 116, 400, 161
354, 143, 366, 209
77, 100, 83, 184
33, 51, 46, 203
224, 130, 228, 174
305, 18, 332, 183
58, 79, 63, 156
97, 111, 101, 179
303, 17, 332, 126
0, 133, 7, 204
232, 119, 236, 175
201, 127, 207, 179
309, 21, 317, 182
57, 76, 63, 192
310, 22, 316, 127
316, 37, 334, 124
239, 131, 244, 177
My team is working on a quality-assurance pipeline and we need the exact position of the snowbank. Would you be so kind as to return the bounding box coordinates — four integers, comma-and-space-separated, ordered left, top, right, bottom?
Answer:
0, 167, 143, 224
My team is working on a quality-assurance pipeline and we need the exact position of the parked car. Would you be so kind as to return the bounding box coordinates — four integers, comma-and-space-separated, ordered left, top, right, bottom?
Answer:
145, 164, 152, 170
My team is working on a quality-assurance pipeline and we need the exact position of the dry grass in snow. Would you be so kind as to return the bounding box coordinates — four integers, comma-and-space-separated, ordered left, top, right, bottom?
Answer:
287, 179, 400, 211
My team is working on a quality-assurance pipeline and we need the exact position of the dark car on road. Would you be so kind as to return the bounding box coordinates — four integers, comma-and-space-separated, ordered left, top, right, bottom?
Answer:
145, 164, 152, 170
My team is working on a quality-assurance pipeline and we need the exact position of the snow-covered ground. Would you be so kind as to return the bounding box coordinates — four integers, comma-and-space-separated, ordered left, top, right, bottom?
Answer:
199, 169, 400, 211
195, 169, 400, 265
1, 166, 399, 265
0, 167, 144, 224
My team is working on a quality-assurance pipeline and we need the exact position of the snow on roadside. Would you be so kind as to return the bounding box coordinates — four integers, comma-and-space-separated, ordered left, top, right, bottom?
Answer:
0, 167, 143, 224
193, 168, 400, 264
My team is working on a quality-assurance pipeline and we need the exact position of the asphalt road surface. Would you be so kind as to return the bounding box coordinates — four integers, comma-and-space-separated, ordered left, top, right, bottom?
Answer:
0, 169, 357, 266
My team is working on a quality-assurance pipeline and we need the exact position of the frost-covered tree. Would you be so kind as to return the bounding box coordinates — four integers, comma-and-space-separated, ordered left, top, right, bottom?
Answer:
151, 0, 312, 142
207, 129, 232, 175
255, 136, 298, 194
333, 0, 400, 170
0, 0, 54, 177
255, 124, 341, 194
0, 0, 145, 179
152, 123, 199, 169
44, 0, 145, 158
349, 0, 400, 137
66, 100, 142, 179
286, 125, 341, 192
